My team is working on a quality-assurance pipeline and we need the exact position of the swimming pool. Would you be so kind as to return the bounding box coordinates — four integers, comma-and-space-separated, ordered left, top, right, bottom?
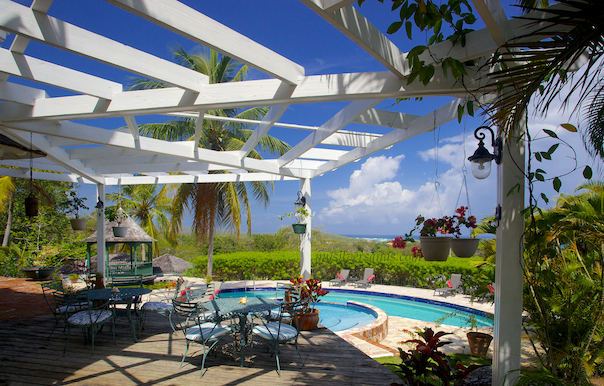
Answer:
221, 288, 493, 331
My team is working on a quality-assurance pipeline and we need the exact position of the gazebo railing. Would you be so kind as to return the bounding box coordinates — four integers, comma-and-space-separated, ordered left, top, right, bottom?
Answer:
108, 262, 153, 277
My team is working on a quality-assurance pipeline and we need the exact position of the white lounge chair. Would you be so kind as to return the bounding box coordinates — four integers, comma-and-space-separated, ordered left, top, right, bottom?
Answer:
354, 268, 375, 288
434, 274, 462, 297
329, 269, 350, 286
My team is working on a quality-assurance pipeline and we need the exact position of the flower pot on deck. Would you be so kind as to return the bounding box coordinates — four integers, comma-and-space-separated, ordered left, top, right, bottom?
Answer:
294, 309, 320, 331
419, 237, 451, 261
21, 267, 55, 281
467, 332, 493, 357
450, 238, 480, 258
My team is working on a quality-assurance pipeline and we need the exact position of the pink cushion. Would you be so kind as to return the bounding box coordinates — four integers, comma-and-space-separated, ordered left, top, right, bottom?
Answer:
337, 273, 343, 279
209, 295, 214, 300
215, 288, 220, 294
367, 275, 375, 281
447, 280, 452, 288
488, 284, 495, 293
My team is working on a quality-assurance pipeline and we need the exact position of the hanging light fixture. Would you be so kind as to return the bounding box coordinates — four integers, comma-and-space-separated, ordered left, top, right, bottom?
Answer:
468, 126, 502, 179
24, 133, 38, 218
294, 191, 306, 210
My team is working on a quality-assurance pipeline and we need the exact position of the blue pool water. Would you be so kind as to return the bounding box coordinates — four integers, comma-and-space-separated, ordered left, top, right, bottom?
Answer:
221, 289, 493, 332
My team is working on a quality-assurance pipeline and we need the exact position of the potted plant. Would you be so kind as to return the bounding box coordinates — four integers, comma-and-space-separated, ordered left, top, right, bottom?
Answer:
290, 276, 329, 330
63, 189, 89, 230
448, 206, 479, 258
436, 311, 494, 358
107, 205, 128, 237
279, 207, 313, 234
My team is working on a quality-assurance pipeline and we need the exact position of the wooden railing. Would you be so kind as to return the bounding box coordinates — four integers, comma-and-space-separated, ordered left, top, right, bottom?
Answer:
108, 262, 153, 277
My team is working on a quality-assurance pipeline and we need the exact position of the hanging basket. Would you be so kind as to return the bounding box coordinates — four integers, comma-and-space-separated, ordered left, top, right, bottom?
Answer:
25, 194, 38, 218
112, 226, 128, 237
70, 218, 87, 231
419, 237, 451, 261
292, 223, 307, 234
450, 238, 480, 258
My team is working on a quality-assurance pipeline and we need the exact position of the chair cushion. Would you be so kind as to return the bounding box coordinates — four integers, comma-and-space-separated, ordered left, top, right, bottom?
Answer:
253, 322, 298, 341
67, 310, 113, 326
55, 302, 91, 314
185, 323, 230, 341
142, 301, 173, 312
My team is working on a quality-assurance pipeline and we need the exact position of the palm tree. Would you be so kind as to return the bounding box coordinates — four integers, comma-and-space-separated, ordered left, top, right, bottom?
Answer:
0, 176, 16, 246
130, 46, 290, 276
107, 184, 172, 257
486, 0, 604, 159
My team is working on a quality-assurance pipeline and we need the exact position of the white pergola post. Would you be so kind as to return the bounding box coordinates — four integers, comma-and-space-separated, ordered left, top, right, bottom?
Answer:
96, 184, 106, 281
492, 123, 525, 386
300, 178, 311, 280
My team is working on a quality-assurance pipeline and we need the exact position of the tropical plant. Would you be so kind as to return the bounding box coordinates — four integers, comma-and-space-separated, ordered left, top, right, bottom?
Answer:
129, 46, 290, 276
289, 276, 329, 311
62, 188, 88, 219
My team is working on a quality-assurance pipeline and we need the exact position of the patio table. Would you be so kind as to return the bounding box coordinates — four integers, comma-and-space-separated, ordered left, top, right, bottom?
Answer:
84, 287, 151, 342
203, 297, 282, 367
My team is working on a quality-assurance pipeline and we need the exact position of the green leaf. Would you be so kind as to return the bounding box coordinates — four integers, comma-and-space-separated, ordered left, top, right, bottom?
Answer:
434, 18, 442, 35
535, 152, 542, 162
540, 152, 551, 160
540, 193, 549, 204
583, 165, 593, 179
543, 129, 558, 139
405, 21, 413, 39
547, 143, 559, 155
408, 45, 427, 57
467, 101, 474, 116
388, 21, 403, 34
560, 123, 577, 132
553, 177, 561, 192
457, 104, 464, 122
535, 173, 545, 182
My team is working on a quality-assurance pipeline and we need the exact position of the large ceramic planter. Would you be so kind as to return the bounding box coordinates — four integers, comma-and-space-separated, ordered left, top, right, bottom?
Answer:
467, 332, 493, 357
295, 309, 320, 331
450, 238, 480, 258
292, 223, 307, 234
112, 226, 128, 237
21, 267, 55, 281
419, 236, 451, 261
70, 218, 87, 231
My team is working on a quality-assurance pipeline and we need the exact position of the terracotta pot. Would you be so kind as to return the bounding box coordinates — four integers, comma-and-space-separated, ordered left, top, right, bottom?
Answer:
112, 226, 127, 237
70, 218, 87, 230
467, 332, 493, 357
419, 237, 451, 261
292, 223, 306, 234
450, 238, 480, 258
295, 309, 320, 331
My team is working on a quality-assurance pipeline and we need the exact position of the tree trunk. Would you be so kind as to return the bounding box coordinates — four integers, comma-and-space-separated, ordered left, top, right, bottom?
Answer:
207, 226, 214, 277
2, 195, 13, 246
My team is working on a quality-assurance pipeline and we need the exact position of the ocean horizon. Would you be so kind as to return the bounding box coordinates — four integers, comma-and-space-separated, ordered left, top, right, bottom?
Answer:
340, 234, 398, 242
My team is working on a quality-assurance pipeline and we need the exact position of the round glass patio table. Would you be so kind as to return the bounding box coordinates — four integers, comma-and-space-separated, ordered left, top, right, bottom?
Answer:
84, 287, 151, 342
203, 297, 282, 367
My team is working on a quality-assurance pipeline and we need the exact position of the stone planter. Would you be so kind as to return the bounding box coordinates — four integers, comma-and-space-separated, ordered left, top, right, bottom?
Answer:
419, 237, 451, 261
112, 226, 128, 237
70, 218, 87, 231
450, 238, 480, 258
21, 267, 55, 281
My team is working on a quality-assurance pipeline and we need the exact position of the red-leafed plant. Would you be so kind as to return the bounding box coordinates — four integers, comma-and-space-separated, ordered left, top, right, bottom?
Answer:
290, 276, 329, 311
392, 327, 484, 386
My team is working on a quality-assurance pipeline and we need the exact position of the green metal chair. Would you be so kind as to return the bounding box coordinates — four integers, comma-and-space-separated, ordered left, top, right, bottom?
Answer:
139, 277, 184, 332
252, 296, 310, 376
41, 280, 90, 339
172, 299, 230, 378
62, 294, 116, 353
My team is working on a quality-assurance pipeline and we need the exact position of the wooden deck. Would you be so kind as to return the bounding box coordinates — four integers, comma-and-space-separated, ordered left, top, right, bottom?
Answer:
0, 312, 400, 385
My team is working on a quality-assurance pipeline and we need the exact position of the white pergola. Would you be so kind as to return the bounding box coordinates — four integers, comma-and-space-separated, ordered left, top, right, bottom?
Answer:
0, 1, 576, 384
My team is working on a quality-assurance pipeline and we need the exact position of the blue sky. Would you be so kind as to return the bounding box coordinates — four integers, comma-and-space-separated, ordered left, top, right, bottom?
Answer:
2, 0, 598, 237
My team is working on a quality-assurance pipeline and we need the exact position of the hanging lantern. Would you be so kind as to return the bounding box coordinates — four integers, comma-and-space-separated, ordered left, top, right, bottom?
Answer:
25, 193, 38, 218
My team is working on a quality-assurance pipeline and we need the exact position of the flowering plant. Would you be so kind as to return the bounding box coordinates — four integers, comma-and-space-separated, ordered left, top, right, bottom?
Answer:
405, 206, 477, 238
290, 276, 329, 310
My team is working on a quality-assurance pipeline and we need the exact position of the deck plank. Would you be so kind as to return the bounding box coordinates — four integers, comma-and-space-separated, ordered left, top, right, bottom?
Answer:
0, 313, 400, 386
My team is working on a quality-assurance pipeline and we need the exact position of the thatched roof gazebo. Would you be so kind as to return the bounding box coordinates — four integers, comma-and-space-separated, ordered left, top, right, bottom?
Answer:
153, 253, 193, 275
83, 217, 157, 282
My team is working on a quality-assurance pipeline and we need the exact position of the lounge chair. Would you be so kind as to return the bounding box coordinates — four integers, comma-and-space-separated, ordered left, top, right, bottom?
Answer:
329, 269, 350, 286
434, 274, 462, 297
354, 268, 375, 288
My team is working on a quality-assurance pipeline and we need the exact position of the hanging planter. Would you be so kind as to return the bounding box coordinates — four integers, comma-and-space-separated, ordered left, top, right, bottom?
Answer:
70, 218, 87, 230
112, 226, 128, 237
419, 236, 451, 261
25, 193, 38, 218
108, 204, 128, 237
450, 238, 480, 258
292, 223, 307, 234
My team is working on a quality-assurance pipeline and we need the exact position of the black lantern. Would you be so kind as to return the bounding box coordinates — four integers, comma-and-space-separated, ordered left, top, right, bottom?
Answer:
468, 126, 502, 179
24, 133, 38, 218
95, 197, 104, 215
294, 191, 306, 210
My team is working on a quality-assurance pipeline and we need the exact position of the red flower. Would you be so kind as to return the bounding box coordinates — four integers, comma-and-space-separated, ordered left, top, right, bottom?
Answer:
392, 236, 407, 249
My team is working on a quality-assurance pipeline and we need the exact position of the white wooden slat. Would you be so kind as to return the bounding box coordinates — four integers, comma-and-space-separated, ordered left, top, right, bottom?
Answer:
0, 48, 123, 99
105, 173, 298, 185
353, 108, 420, 129
472, 0, 513, 46
107, 0, 305, 85
239, 105, 289, 157
321, 0, 356, 13
0, 81, 47, 105
194, 111, 204, 152
124, 116, 140, 142
0, 0, 208, 91
320, 131, 382, 147
5, 120, 290, 176
301, 1, 409, 78
0, 168, 79, 182
0, 159, 69, 173
278, 99, 380, 167
299, 148, 348, 160
0, 68, 490, 122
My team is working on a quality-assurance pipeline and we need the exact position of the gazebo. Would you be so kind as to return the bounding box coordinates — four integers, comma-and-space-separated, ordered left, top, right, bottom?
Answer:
83, 216, 157, 282
0, 1, 588, 384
